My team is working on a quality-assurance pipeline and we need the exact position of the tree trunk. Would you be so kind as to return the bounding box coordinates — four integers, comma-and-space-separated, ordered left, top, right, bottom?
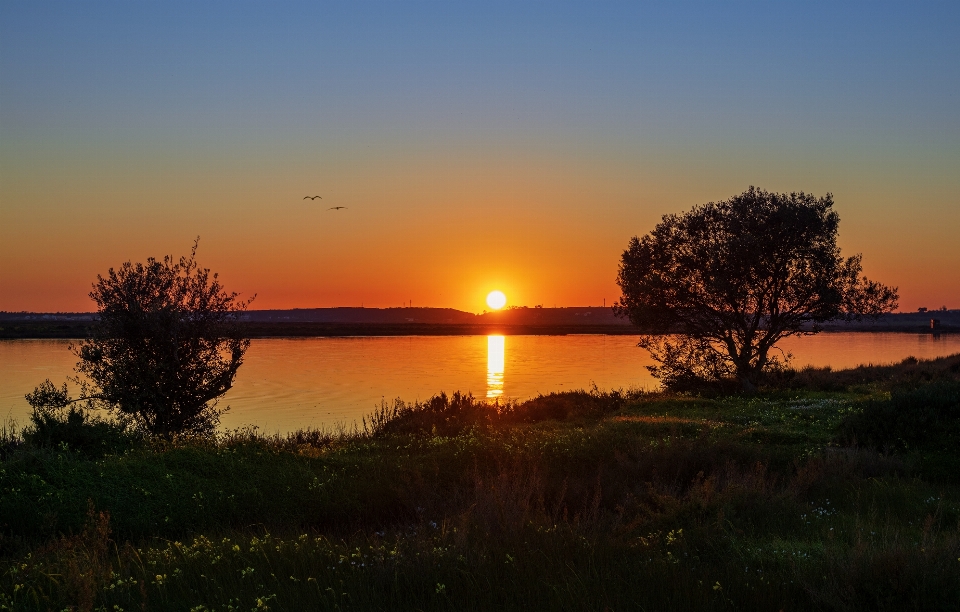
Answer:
736, 360, 758, 393
732, 345, 759, 394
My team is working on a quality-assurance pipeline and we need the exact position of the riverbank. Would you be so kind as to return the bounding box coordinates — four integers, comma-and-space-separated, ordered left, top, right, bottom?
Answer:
2, 355, 960, 610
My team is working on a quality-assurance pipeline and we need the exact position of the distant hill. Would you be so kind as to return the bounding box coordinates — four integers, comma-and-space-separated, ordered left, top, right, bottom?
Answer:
240, 307, 479, 325
239, 306, 629, 326
0, 312, 96, 321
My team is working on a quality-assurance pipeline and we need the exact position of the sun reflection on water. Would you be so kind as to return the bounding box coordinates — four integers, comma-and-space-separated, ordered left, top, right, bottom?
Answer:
486, 335, 505, 399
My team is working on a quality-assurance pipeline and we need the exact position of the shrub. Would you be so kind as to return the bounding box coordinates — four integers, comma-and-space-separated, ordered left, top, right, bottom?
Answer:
24, 401, 140, 458
838, 380, 960, 452
766, 353, 960, 392
26, 241, 253, 439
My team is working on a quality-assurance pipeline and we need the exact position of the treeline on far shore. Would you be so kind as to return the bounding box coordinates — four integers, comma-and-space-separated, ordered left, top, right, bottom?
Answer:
0, 321, 644, 339
0, 321, 960, 340
3, 306, 959, 339
2, 319, 958, 339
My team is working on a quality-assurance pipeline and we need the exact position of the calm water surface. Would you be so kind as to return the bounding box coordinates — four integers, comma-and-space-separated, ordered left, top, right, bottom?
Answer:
2, 333, 959, 433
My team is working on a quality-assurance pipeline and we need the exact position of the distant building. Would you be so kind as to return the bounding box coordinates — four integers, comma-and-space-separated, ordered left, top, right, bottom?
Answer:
931, 319, 941, 330
918, 307, 927, 313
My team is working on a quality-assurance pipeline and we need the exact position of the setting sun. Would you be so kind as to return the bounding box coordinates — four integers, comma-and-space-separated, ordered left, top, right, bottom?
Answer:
486, 290, 507, 310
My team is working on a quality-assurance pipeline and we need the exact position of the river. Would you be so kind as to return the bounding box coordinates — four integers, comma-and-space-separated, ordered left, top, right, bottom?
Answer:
2, 333, 959, 433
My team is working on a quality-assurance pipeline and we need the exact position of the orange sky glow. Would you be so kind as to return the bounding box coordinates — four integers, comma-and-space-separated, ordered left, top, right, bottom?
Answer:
2, 3, 958, 314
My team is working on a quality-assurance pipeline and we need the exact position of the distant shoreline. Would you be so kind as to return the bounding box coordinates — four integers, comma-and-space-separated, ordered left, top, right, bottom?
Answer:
1, 320, 957, 339
3, 306, 958, 338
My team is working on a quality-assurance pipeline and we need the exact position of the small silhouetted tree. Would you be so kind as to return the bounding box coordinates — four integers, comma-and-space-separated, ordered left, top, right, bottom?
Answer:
27, 240, 253, 437
614, 187, 898, 392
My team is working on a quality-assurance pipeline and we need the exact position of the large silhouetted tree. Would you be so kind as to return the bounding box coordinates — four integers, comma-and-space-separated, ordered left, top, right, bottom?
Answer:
27, 241, 253, 437
614, 187, 898, 392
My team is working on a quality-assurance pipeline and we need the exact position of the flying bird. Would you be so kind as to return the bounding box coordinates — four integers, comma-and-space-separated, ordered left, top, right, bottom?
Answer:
328, 206, 347, 210
303, 195, 322, 200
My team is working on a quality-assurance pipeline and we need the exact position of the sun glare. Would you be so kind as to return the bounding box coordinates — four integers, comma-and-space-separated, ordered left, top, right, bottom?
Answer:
486, 290, 507, 310
487, 335, 505, 398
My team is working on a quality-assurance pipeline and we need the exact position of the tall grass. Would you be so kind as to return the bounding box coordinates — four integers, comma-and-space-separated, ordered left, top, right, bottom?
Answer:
0, 421, 23, 460
768, 353, 960, 392
364, 387, 637, 436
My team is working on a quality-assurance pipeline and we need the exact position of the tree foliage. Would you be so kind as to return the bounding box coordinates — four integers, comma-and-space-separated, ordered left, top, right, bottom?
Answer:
614, 187, 898, 391
27, 241, 253, 437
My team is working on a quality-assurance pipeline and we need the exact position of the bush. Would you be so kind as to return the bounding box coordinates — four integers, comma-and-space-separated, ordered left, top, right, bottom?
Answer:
766, 353, 960, 392
838, 380, 960, 452
24, 405, 140, 458
26, 241, 253, 439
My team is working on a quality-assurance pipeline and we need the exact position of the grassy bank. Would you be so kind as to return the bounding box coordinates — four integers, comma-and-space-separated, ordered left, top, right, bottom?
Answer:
2, 355, 960, 610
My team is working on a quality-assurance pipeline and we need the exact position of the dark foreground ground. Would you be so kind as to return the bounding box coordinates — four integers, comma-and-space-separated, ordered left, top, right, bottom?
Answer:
2, 355, 960, 610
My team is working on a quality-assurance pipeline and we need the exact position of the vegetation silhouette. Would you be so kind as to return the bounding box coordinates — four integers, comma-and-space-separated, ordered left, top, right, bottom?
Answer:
26, 239, 253, 438
615, 187, 899, 392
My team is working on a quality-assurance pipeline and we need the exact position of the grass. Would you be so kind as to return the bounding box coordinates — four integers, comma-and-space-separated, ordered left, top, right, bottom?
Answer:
2, 356, 960, 610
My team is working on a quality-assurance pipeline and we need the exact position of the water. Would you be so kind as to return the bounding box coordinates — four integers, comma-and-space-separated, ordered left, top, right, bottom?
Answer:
2, 333, 959, 433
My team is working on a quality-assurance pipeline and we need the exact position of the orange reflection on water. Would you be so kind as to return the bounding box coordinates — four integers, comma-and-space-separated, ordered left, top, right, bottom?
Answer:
6, 333, 960, 434
486, 335, 505, 399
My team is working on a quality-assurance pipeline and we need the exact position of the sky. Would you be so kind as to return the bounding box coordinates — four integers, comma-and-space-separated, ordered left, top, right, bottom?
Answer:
1, 1, 958, 313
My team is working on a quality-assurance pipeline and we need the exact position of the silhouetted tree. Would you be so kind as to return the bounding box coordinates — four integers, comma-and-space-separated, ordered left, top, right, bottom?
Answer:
27, 240, 253, 437
614, 187, 898, 392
